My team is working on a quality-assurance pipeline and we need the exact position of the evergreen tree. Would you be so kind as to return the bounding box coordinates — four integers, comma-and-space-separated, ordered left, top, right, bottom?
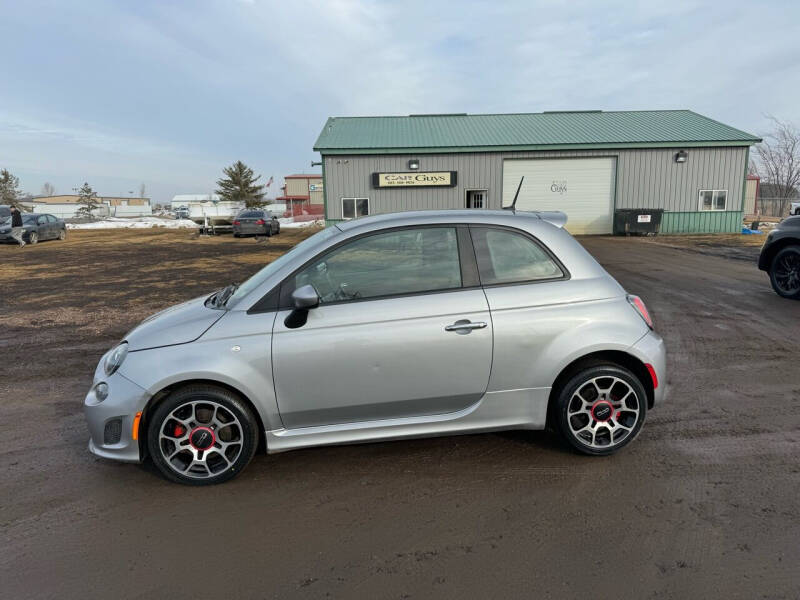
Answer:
76, 182, 101, 218
0, 169, 21, 206
216, 161, 265, 208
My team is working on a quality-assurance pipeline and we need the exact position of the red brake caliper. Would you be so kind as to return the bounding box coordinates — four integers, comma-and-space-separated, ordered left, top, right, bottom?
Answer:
174, 425, 186, 437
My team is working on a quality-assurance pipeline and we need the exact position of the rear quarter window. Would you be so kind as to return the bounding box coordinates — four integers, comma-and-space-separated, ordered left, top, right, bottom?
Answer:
470, 227, 564, 285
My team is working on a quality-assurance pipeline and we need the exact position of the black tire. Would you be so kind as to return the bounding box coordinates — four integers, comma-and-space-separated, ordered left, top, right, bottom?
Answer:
28, 231, 38, 244
233, 233, 240, 238
147, 384, 259, 485
553, 364, 647, 456
769, 245, 800, 299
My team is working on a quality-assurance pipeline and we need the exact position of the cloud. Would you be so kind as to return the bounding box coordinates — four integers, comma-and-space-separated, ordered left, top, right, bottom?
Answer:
0, 0, 798, 202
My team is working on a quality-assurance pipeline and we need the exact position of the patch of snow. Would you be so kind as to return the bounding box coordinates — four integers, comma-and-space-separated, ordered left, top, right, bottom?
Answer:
278, 218, 324, 229
67, 217, 199, 230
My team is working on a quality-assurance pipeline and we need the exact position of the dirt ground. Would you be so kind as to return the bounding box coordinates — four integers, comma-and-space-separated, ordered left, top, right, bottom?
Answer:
1, 229, 799, 599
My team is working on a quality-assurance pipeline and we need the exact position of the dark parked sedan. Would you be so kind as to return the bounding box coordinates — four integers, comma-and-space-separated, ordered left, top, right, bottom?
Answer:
0, 213, 66, 244
232, 210, 280, 237
758, 215, 800, 299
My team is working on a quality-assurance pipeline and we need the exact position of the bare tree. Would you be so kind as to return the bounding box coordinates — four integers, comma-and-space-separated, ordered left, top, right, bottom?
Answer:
139, 182, 146, 199
754, 116, 800, 198
41, 182, 56, 196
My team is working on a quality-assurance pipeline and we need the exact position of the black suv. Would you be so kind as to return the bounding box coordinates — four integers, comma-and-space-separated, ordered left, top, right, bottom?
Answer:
758, 216, 800, 299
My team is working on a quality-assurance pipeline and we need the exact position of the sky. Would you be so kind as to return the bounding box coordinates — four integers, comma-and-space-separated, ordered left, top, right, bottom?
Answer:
1, 0, 798, 205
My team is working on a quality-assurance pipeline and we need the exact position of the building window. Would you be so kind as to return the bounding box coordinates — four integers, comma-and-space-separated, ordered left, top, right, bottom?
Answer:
465, 189, 488, 209
342, 198, 369, 219
699, 189, 727, 211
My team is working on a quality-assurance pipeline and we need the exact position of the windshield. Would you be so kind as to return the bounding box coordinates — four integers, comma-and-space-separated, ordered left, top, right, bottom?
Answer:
226, 226, 340, 306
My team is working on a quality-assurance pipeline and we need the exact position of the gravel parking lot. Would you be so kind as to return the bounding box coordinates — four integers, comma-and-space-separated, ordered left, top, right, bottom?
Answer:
1, 230, 798, 599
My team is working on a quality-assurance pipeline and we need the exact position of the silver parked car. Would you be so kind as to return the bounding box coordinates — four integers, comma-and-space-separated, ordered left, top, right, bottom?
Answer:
84, 210, 666, 485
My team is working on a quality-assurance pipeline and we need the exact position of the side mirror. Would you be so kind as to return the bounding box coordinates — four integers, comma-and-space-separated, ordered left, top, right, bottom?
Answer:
285, 285, 319, 329
291, 284, 319, 310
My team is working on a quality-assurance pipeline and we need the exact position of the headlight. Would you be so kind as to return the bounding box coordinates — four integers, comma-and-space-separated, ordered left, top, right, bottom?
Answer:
104, 342, 128, 376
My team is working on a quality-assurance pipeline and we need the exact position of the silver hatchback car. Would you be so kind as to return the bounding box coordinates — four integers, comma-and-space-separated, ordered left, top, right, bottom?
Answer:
85, 210, 666, 485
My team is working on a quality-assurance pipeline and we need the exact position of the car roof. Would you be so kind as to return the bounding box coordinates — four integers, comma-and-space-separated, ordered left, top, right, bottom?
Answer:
334, 209, 567, 234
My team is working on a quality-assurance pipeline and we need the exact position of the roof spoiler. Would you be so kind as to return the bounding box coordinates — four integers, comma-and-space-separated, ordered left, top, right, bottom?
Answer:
534, 211, 568, 229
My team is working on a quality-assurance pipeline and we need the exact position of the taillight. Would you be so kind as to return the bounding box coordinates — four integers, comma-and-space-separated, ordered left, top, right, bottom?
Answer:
233, 220, 240, 225
627, 294, 653, 329
256, 219, 265, 225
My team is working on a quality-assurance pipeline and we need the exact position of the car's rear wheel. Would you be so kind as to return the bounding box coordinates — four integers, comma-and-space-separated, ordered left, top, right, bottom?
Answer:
147, 385, 259, 485
28, 231, 38, 244
769, 245, 800, 299
554, 365, 647, 455
58, 229, 66, 240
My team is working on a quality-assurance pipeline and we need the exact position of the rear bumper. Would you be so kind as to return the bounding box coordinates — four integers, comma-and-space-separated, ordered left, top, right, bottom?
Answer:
233, 225, 269, 235
630, 329, 668, 407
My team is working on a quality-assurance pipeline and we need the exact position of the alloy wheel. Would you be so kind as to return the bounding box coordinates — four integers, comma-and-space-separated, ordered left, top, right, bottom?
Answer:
29, 231, 38, 244
772, 249, 800, 296
566, 375, 641, 449
157, 400, 245, 480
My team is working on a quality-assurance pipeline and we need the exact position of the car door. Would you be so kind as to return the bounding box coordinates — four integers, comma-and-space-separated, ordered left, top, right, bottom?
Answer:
46, 215, 59, 238
36, 215, 49, 238
271, 225, 493, 429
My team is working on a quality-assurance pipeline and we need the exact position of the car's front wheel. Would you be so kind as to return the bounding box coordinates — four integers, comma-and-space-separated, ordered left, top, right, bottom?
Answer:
554, 365, 647, 455
769, 245, 800, 299
58, 229, 66, 240
28, 231, 38, 244
147, 385, 259, 485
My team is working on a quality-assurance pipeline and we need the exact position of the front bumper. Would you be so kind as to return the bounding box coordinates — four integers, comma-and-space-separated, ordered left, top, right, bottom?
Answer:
0, 232, 27, 243
84, 365, 151, 463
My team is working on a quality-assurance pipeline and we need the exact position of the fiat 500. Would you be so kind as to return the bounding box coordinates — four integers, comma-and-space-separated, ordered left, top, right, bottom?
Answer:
85, 210, 666, 485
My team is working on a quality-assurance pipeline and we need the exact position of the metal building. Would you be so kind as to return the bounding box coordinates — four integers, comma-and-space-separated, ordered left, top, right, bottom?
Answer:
313, 110, 761, 234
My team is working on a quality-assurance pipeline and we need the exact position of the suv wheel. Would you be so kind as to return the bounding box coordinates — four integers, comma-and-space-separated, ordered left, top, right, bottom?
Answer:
769, 245, 800, 299
147, 385, 259, 485
554, 365, 647, 456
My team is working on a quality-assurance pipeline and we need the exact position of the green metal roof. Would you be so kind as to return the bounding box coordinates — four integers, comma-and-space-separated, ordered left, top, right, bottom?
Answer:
314, 110, 760, 154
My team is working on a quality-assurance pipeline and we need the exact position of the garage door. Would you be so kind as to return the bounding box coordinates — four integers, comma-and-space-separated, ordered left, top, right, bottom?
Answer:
502, 158, 616, 234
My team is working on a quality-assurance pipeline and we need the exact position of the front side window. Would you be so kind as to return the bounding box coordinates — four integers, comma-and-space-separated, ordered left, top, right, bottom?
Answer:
47, 215, 57, 223
342, 198, 369, 219
295, 227, 461, 303
699, 189, 727, 211
471, 227, 563, 285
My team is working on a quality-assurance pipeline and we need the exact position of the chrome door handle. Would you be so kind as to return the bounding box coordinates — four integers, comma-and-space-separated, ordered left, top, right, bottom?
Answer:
445, 320, 487, 334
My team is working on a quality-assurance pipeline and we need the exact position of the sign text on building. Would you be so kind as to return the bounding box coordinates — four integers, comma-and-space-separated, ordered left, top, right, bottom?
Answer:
372, 171, 457, 188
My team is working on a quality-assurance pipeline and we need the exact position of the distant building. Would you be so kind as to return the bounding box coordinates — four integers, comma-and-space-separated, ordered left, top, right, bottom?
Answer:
22, 195, 152, 218
757, 183, 798, 199
744, 175, 759, 215
276, 174, 323, 217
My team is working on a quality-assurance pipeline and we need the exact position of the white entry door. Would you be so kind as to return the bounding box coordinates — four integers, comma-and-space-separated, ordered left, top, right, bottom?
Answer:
502, 158, 616, 234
